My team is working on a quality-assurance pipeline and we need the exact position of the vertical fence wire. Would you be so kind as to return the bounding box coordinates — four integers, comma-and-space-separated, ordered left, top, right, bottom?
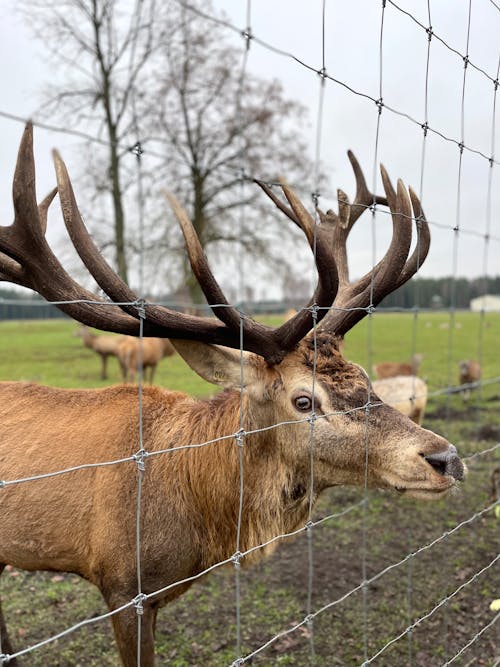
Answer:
305, 3, 328, 662
360, 0, 387, 660
478, 52, 500, 403
443, 1, 473, 661
130, 86, 147, 666
234, 3, 252, 662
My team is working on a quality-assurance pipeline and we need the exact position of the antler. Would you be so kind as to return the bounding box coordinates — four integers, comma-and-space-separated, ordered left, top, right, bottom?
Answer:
257, 152, 429, 337
0, 124, 340, 365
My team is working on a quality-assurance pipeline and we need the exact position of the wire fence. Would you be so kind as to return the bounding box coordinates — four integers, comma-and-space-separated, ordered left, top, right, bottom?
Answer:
0, 0, 500, 666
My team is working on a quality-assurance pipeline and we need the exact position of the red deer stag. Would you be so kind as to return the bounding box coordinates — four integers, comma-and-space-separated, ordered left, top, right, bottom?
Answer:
74, 324, 127, 379
0, 125, 464, 667
458, 359, 482, 400
117, 336, 176, 384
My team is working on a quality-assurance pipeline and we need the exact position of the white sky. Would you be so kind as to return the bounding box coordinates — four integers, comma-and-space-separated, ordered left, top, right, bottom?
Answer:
1, 0, 500, 300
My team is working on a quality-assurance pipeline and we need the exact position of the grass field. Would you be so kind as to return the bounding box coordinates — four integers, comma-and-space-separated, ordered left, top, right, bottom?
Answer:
0, 312, 499, 666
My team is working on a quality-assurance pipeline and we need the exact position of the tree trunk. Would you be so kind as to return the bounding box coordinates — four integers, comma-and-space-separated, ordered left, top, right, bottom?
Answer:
108, 130, 128, 284
186, 172, 206, 313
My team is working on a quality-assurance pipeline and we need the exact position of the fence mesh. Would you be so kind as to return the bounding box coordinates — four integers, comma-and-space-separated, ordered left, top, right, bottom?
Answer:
0, 1, 499, 666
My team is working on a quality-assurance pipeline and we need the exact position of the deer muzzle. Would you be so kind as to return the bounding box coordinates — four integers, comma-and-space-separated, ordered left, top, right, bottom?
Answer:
423, 444, 465, 481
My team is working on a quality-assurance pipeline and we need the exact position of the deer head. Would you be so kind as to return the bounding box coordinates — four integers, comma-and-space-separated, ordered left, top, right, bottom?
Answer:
0, 124, 464, 502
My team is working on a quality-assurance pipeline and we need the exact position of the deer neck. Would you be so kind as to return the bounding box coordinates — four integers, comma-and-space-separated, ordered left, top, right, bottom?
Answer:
161, 390, 312, 568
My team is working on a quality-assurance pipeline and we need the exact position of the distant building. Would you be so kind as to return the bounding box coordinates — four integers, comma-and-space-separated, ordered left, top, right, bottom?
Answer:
470, 294, 500, 312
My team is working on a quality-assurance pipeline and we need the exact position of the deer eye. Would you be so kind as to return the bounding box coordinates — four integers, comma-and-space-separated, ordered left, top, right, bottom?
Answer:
294, 395, 313, 412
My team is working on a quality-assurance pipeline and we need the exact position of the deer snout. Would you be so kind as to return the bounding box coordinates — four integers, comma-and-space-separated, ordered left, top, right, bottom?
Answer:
423, 444, 465, 481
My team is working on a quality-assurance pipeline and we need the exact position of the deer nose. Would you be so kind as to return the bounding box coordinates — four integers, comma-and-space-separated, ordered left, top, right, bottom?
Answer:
423, 445, 465, 481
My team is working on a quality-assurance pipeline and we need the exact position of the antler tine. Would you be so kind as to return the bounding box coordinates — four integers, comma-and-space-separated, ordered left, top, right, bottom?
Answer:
317, 159, 429, 338
0, 126, 158, 335
271, 181, 339, 348
314, 152, 389, 289
38, 187, 58, 235
163, 190, 242, 330
55, 150, 278, 355
339, 166, 412, 305
164, 188, 339, 363
347, 150, 388, 228
254, 179, 302, 229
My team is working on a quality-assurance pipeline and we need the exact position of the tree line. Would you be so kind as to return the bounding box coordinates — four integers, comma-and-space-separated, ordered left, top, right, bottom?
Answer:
2, 276, 499, 321
380, 276, 500, 309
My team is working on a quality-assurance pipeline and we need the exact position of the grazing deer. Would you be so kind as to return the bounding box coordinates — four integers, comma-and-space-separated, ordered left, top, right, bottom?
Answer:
458, 359, 482, 400
74, 324, 126, 379
373, 353, 423, 379
372, 375, 428, 425
117, 337, 176, 383
0, 125, 465, 667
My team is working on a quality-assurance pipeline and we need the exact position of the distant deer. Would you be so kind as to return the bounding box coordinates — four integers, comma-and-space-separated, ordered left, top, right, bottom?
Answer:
373, 353, 423, 379
458, 359, 482, 400
372, 375, 428, 425
0, 125, 464, 667
117, 337, 176, 383
74, 324, 126, 379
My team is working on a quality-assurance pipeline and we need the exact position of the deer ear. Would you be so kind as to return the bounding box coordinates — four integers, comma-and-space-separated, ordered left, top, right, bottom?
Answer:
170, 340, 259, 388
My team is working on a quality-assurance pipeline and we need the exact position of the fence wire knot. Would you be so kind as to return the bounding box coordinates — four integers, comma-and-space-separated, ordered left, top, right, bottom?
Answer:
0, 480, 5, 489
311, 190, 320, 207
366, 305, 376, 315
305, 519, 314, 531
317, 66, 327, 81
234, 428, 246, 447
134, 299, 147, 320
231, 551, 243, 569
230, 659, 245, 667
307, 412, 317, 426
305, 613, 314, 626
309, 303, 320, 324
426, 25, 433, 41
375, 97, 384, 114
133, 450, 148, 471
133, 593, 147, 615
458, 142, 465, 155
241, 26, 253, 45
420, 121, 429, 136
0, 654, 11, 665
130, 141, 143, 158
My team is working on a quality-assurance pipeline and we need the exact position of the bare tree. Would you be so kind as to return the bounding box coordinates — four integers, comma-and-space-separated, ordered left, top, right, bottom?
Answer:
22, 0, 320, 303
142, 2, 320, 306
21, 0, 160, 284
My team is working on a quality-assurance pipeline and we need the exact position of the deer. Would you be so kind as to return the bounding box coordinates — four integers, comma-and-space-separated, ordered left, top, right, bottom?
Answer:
74, 324, 127, 380
0, 125, 465, 667
117, 337, 176, 383
372, 375, 428, 425
373, 353, 423, 379
458, 359, 482, 400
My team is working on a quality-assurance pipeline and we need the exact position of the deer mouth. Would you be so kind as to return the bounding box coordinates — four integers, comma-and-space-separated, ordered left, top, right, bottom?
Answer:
388, 445, 465, 500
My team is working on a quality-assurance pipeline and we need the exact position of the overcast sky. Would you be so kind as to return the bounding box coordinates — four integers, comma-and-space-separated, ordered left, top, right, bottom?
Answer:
1, 0, 500, 300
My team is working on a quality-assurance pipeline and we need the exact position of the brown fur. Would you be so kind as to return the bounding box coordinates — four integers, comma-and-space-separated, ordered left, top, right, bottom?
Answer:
117, 338, 176, 383
0, 333, 463, 666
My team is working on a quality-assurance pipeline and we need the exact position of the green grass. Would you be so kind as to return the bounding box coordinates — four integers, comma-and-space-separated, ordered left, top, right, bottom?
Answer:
1, 312, 499, 666
0, 318, 213, 395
